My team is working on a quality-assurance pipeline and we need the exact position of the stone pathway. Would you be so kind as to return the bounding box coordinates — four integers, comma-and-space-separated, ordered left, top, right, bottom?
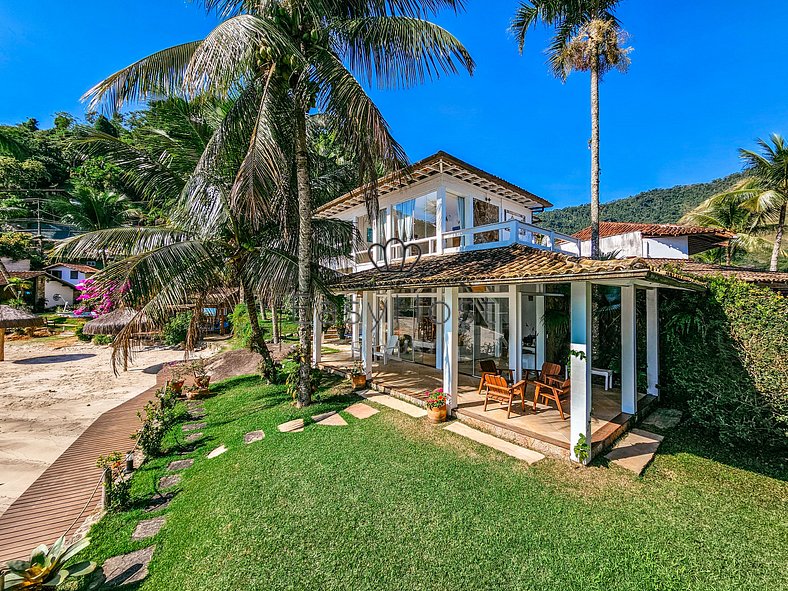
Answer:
167, 458, 194, 471
244, 430, 265, 444
278, 418, 305, 433
312, 411, 348, 427
642, 408, 683, 430
158, 474, 181, 489
145, 493, 175, 513
206, 445, 227, 459
605, 428, 664, 475
102, 545, 155, 587
344, 403, 379, 420
185, 432, 203, 443
131, 516, 166, 541
360, 391, 427, 418
443, 422, 545, 465
182, 422, 206, 432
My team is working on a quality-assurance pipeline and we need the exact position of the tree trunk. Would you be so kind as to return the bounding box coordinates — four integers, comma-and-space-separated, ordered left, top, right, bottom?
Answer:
726, 243, 733, 266
242, 281, 277, 382
294, 108, 313, 407
590, 48, 601, 260
770, 202, 786, 272
271, 300, 280, 344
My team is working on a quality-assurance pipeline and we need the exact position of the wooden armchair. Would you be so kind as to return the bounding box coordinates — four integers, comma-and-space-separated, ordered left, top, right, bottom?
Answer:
477, 359, 514, 395
524, 361, 561, 385
532, 376, 571, 420
483, 374, 527, 419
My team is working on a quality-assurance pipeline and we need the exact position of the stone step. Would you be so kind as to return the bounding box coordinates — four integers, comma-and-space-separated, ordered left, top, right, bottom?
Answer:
444, 422, 544, 464
604, 428, 664, 475
360, 391, 427, 418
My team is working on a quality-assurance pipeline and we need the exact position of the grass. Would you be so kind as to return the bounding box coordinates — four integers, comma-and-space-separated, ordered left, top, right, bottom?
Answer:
74, 376, 787, 591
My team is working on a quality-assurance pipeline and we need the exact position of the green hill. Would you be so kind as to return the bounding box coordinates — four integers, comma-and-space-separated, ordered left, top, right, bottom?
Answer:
539, 172, 745, 235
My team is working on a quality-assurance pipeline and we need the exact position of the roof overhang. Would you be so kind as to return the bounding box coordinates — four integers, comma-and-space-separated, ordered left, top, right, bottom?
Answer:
315, 151, 551, 218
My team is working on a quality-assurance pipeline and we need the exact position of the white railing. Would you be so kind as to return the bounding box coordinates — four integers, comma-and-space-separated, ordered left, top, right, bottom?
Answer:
442, 220, 580, 255
352, 236, 438, 267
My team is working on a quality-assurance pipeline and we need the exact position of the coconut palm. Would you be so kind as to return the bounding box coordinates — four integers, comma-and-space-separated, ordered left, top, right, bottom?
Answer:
511, 0, 630, 259
83, 0, 474, 406
51, 187, 134, 231
739, 134, 788, 271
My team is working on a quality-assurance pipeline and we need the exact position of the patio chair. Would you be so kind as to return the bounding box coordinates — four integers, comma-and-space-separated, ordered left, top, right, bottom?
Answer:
532, 376, 571, 420
372, 335, 401, 365
476, 359, 514, 395
524, 361, 561, 385
482, 374, 527, 419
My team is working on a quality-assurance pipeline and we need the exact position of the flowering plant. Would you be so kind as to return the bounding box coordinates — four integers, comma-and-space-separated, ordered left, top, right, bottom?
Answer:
424, 388, 449, 409
349, 360, 365, 377
74, 277, 128, 317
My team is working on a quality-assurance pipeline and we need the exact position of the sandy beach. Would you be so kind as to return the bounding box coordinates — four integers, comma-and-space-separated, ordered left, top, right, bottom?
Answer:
0, 338, 196, 516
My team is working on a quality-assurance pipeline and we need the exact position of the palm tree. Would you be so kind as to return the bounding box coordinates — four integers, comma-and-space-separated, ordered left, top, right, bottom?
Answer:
51, 187, 134, 232
739, 134, 788, 272
511, 0, 630, 259
83, 0, 474, 406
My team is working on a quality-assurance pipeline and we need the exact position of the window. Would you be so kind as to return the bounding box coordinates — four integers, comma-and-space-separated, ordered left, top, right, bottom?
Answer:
473, 199, 500, 244
443, 193, 466, 248
393, 192, 437, 243
70, 270, 79, 280
50, 270, 62, 279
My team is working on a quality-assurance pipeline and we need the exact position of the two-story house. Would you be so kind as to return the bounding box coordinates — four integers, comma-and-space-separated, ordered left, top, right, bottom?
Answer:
44, 263, 99, 286
315, 152, 702, 462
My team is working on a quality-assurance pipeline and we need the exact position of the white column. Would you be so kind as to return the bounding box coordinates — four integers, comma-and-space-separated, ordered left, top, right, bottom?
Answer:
434, 289, 443, 370
386, 290, 394, 340
508, 284, 522, 381
442, 286, 459, 412
535, 292, 546, 371
312, 299, 322, 367
646, 288, 660, 398
351, 293, 361, 359
620, 285, 637, 414
361, 291, 373, 380
570, 281, 593, 464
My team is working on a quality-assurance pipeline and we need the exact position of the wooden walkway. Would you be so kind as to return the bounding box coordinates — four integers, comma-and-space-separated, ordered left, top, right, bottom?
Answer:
0, 374, 166, 562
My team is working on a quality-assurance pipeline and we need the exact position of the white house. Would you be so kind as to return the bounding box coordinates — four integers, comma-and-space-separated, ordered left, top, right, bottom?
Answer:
314, 152, 702, 462
44, 263, 99, 286
563, 222, 731, 259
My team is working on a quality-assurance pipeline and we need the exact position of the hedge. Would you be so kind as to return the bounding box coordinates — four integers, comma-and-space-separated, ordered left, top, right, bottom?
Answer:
660, 276, 788, 450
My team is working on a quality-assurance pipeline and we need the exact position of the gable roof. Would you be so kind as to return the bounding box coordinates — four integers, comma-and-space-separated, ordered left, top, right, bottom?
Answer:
572, 222, 733, 241
648, 259, 788, 294
331, 244, 702, 292
45, 263, 99, 274
315, 151, 551, 218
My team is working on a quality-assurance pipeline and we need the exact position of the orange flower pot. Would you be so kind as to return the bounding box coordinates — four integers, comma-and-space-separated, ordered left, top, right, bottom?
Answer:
427, 405, 447, 424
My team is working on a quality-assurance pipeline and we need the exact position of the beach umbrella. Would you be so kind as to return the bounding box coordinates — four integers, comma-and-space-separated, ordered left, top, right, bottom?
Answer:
0, 305, 44, 361
82, 308, 149, 336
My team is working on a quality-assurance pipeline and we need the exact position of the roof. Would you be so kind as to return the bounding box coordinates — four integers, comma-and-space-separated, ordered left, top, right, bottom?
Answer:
572, 222, 733, 241
331, 244, 703, 292
0, 305, 44, 328
0, 270, 45, 285
648, 259, 788, 293
315, 151, 551, 218
83, 308, 148, 335
44, 263, 99, 274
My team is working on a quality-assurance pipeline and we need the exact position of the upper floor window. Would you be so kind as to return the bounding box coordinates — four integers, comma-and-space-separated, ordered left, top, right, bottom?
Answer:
393, 192, 437, 242
473, 199, 500, 244
70, 270, 79, 280
444, 192, 466, 248
50, 269, 62, 279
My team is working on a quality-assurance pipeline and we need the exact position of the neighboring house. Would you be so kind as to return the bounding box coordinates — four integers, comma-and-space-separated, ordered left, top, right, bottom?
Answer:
314, 152, 703, 462
44, 263, 99, 286
0, 259, 80, 310
563, 222, 732, 259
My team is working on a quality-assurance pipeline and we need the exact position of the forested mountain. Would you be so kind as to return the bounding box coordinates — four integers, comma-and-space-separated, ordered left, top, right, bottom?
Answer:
539, 172, 745, 235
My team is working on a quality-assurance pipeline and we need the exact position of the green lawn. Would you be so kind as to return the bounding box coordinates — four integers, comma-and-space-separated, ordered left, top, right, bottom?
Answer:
76, 376, 787, 591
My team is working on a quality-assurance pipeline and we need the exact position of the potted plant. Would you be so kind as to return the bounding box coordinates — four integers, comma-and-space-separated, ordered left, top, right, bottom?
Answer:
349, 361, 367, 389
168, 363, 187, 395
425, 388, 450, 423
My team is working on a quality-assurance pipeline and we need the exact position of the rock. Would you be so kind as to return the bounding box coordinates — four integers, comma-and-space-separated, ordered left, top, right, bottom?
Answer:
244, 430, 265, 444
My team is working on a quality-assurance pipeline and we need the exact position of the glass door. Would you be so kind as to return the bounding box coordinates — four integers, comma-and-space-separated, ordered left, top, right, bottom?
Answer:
392, 294, 437, 366
457, 296, 510, 376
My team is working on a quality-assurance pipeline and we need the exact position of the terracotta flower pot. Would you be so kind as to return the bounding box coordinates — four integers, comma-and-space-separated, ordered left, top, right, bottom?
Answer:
170, 380, 184, 395
351, 374, 367, 389
427, 405, 447, 424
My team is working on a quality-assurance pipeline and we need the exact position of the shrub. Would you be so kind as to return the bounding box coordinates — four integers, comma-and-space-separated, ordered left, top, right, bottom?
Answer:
135, 401, 172, 459
229, 302, 252, 348
75, 324, 91, 342
162, 311, 192, 346
660, 276, 788, 449
97, 452, 131, 512
92, 334, 113, 345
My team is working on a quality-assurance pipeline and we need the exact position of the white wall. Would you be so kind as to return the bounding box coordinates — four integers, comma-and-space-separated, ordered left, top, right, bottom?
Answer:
572, 233, 690, 259
641, 236, 688, 259
44, 278, 76, 309
47, 265, 89, 286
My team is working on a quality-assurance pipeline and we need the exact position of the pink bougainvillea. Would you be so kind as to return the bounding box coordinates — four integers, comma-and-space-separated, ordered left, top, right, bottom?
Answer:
74, 278, 128, 317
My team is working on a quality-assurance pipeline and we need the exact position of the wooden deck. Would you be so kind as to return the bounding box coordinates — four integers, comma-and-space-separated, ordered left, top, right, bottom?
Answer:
0, 375, 168, 562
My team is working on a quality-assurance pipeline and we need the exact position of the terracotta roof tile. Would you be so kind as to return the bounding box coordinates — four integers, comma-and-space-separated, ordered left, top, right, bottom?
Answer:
572, 222, 733, 241
648, 259, 788, 286
45, 263, 99, 274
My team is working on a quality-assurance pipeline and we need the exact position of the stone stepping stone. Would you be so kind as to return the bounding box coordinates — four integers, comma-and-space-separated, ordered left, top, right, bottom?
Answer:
206, 445, 227, 459
182, 422, 206, 432
244, 430, 265, 444
145, 494, 174, 513
312, 411, 348, 426
641, 408, 683, 430
189, 409, 206, 419
605, 428, 665, 475
344, 403, 379, 420
158, 474, 181, 489
131, 516, 166, 541
102, 545, 155, 587
167, 458, 194, 472
185, 432, 204, 443
360, 392, 427, 418
444, 422, 544, 465
278, 418, 305, 433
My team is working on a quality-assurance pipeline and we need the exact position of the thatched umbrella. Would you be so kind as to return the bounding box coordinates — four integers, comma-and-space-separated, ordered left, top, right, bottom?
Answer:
0, 305, 44, 361
83, 308, 149, 336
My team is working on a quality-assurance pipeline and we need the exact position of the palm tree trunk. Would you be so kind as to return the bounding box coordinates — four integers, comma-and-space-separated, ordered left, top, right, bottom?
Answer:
770, 202, 786, 272
294, 108, 313, 408
726, 243, 733, 266
590, 47, 601, 260
242, 281, 277, 382
271, 300, 280, 344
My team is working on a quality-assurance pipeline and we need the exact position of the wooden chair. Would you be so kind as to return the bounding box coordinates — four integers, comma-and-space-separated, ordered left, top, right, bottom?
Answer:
483, 374, 527, 419
524, 361, 561, 385
476, 359, 514, 395
532, 376, 571, 420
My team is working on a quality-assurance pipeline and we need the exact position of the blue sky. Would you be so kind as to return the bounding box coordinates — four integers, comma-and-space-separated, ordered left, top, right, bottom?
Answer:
1, 1, 787, 208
